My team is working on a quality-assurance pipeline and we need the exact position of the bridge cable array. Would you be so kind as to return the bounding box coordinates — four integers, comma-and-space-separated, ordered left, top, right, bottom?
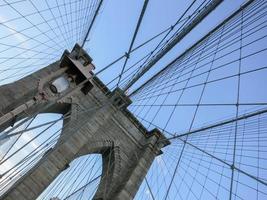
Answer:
0, 0, 267, 199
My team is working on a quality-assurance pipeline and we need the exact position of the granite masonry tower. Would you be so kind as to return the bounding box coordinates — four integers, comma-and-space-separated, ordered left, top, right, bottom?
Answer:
0, 44, 169, 200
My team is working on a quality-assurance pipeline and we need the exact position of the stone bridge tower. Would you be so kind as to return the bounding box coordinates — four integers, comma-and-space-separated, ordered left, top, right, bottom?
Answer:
0, 44, 170, 200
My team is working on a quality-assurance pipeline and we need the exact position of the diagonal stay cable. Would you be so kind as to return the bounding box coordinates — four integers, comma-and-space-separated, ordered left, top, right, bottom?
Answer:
116, 0, 149, 87
0, 16, 193, 141
129, 0, 256, 97
139, 107, 267, 187
2, 0, 65, 50
81, 0, 103, 48
123, 0, 223, 92
122, 0, 201, 90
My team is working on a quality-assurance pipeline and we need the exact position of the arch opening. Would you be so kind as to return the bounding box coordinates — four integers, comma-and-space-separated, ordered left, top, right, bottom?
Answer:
0, 113, 63, 196
38, 154, 103, 200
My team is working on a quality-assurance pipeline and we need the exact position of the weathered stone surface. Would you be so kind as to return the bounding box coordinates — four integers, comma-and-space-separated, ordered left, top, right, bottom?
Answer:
0, 46, 169, 200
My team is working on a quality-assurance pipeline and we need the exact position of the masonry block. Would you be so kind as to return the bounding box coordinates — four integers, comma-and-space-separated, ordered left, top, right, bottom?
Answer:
0, 44, 169, 200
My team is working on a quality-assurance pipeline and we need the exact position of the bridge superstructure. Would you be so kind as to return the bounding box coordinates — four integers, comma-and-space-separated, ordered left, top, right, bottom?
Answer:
0, 44, 169, 200
0, 0, 266, 199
